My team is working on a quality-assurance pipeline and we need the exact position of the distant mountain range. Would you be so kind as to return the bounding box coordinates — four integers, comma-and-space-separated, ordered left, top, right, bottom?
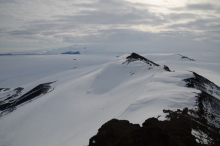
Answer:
61, 51, 80, 54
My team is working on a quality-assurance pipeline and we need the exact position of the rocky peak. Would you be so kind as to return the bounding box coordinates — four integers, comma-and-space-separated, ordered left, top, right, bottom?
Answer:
124, 53, 160, 66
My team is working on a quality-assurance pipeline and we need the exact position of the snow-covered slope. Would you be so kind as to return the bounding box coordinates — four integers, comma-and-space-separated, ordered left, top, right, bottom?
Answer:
0, 53, 219, 146
0, 54, 115, 87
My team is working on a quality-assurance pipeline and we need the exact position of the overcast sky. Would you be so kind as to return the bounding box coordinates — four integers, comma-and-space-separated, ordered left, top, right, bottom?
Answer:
0, 0, 220, 53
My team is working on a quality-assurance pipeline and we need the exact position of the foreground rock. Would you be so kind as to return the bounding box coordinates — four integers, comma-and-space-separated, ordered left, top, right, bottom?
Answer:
89, 107, 220, 146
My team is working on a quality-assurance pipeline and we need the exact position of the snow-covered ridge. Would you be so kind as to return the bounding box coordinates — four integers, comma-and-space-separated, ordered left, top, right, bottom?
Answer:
0, 53, 219, 146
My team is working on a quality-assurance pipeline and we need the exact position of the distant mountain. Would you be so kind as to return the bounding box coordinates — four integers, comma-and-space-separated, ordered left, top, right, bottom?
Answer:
0, 53, 12, 56
178, 54, 195, 61
0, 45, 112, 55
61, 51, 80, 54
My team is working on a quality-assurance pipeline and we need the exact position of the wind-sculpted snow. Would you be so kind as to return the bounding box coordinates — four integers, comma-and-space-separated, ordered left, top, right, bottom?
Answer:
89, 56, 160, 94
0, 82, 55, 116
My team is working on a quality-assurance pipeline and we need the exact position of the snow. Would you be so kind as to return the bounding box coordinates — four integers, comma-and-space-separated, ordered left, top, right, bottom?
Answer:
192, 129, 210, 145
0, 54, 114, 87
0, 53, 219, 146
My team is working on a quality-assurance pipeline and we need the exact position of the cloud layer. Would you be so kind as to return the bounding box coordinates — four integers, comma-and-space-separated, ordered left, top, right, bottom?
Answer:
0, 0, 220, 53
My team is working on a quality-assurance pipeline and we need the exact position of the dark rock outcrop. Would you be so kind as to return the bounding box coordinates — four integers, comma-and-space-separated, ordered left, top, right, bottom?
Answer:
0, 88, 10, 92
184, 72, 220, 97
183, 72, 220, 129
89, 119, 140, 146
89, 107, 220, 146
164, 65, 172, 72
182, 72, 220, 145
0, 82, 55, 116
124, 53, 160, 66
178, 54, 195, 61
89, 114, 199, 146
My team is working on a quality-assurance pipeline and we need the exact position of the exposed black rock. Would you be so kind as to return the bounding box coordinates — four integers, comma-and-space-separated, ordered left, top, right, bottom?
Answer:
0, 88, 10, 92
196, 92, 220, 128
123, 53, 160, 66
0, 82, 55, 116
183, 72, 220, 129
178, 54, 195, 61
61, 51, 80, 54
184, 72, 220, 97
89, 106, 220, 146
184, 72, 220, 128
164, 65, 172, 72
163, 108, 220, 146
182, 72, 220, 145
89, 112, 202, 146
89, 119, 140, 146
14, 87, 24, 94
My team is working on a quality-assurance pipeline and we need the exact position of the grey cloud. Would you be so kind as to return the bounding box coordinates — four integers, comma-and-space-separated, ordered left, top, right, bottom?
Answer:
0, 0, 17, 4
3, 0, 164, 41
172, 3, 218, 11
9, 30, 38, 35
162, 13, 199, 21
0, 0, 220, 53
55, 0, 163, 25
169, 19, 220, 30
167, 18, 220, 42
186, 3, 215, 10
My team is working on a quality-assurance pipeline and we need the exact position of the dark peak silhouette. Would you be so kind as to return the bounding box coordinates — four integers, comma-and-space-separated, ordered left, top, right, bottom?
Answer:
124, 53, 160, 66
